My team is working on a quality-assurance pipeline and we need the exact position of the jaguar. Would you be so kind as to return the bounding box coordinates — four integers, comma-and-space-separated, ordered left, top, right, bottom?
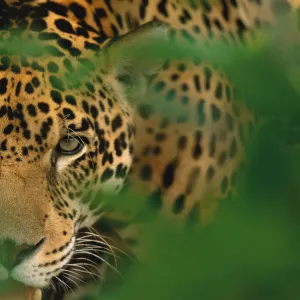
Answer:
0, 0, 298, 299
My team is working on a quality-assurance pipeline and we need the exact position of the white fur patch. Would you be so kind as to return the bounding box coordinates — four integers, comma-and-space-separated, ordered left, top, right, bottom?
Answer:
56, 146, 87, 172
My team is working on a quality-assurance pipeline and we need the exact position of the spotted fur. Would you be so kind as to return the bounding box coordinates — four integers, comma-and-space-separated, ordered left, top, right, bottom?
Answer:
0, 0, 298, 299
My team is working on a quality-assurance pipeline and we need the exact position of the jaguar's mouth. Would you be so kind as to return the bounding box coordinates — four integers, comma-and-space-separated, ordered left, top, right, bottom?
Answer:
44, 227, 117, 299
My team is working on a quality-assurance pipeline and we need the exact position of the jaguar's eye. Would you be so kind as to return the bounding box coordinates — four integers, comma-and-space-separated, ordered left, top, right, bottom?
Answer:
57, 136, 84, 155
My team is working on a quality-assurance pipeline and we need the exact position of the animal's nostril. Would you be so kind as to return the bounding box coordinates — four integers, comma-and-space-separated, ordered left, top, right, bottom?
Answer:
0, 238, 45, 270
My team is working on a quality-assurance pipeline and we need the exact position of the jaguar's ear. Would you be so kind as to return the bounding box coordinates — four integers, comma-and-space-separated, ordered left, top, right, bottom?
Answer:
101, 21, 169, 97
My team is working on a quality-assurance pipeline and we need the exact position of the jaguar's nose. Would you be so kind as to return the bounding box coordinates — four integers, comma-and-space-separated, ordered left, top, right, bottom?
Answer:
0, 238, 44, 270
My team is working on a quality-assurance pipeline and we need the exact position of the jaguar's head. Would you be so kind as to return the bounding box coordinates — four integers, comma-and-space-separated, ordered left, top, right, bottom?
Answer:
0, 6, 166, 290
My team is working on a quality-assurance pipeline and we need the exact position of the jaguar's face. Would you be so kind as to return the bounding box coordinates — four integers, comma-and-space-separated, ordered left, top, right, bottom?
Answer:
0, 12, 166, 288
0, 57, 135, 288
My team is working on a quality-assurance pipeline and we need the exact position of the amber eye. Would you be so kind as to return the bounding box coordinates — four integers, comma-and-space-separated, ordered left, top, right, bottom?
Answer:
57, 136, 84, 155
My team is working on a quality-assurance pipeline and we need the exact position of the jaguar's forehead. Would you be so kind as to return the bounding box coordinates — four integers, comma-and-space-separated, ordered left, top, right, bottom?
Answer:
0, 74, 58, 164
0, 0, 108, 92
0, 0, 135, 168
0, 58, 91, 162
0, 49, 128, 166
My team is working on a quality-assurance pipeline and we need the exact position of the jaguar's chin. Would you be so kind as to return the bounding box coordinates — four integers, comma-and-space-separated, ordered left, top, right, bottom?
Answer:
11, 240, 75, 289
44, 227, 115, 298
